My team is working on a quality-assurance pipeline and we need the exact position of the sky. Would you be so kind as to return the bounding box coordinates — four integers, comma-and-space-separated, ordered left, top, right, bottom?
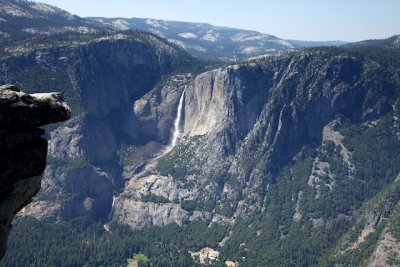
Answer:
34, 0, 400, 42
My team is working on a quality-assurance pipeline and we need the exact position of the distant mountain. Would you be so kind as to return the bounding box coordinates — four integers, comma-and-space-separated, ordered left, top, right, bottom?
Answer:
0, 0, 109, 45
289, 39, 347, 48
90, 17, 297, 59
90, 18, 348, 59
344, 34, 400, 49
0, 0, 345, 60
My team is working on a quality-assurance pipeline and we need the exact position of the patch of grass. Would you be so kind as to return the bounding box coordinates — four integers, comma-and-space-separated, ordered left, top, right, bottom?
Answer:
127, 253, 148, 266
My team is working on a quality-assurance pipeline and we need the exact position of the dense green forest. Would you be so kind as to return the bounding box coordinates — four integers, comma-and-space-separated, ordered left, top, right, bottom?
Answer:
0, 217, 227, 267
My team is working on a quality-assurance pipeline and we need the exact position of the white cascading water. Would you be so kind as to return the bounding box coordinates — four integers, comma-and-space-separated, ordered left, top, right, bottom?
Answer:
171, 88, 186, 147
107, 197, 116, 221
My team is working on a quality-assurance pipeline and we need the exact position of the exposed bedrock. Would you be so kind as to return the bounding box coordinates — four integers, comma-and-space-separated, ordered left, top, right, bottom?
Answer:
0, 84, 70, 259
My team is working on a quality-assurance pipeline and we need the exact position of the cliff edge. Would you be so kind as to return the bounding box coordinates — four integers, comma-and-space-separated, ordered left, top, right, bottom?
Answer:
0, 84, 70, 259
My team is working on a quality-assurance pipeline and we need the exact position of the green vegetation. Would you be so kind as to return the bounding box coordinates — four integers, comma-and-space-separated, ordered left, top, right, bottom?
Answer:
127, 253, 148, 266
47, 156, 89, 171
214, 114, 400, 266
156, 137, 203, 180
215, 202, 237, 218
388, 203, 400, 242
141, 194, 169, 204
180, 199, 216, 213
330, 224, 384, 267
117, 144, 151, 167
326, 179, 400, 266
0, 217, 228, 267
2, 13, 400, 266
306, 44, 400, 69
218, 156, 349, 267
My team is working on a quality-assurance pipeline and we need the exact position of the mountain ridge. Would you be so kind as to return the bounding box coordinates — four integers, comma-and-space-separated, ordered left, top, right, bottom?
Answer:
0, 0, 399, 266
3, 42, 398, 266
1, 0, 345, 59
91, 16, 347, 59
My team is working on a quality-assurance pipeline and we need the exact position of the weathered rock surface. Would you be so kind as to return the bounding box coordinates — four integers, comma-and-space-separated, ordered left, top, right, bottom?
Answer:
0, 84, 70, 259
2, 29, 399, 264
1, 33, 194, 223
113, 50, 399, 229
115, 199, 189, 229
0, 84, 70, 129
190, 247, 220, 265
133, 74, 192, 144
2, 1, 399, 264
367, 228, 400, 267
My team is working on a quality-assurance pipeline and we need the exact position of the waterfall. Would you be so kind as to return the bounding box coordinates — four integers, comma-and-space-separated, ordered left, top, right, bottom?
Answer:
171, 88, 186, 147
107, 197, 116, 221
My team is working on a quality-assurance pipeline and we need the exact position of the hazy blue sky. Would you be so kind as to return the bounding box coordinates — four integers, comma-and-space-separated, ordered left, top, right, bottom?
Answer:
34, 0, 399, 42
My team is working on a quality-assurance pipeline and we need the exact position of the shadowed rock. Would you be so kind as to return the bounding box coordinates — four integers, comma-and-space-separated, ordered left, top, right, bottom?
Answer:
0, 84, 71, 129
0, 84, 71, 260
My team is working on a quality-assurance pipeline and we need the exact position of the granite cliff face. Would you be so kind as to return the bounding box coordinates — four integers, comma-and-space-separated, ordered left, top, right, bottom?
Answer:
1, 1, 399, 265
0, 84, 70, 259
5, 35, 398, 235
0, 31, 195, 222
1, 13, 399, 262
107, 46, 399, 265
114, 50, 399, 229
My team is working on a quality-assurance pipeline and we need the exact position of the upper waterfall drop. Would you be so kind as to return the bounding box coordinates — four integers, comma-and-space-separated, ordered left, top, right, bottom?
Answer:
171, 87, 186, 147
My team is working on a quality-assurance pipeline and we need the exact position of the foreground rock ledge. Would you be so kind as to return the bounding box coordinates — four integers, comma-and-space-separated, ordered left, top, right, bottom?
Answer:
0, 84, 71, 260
